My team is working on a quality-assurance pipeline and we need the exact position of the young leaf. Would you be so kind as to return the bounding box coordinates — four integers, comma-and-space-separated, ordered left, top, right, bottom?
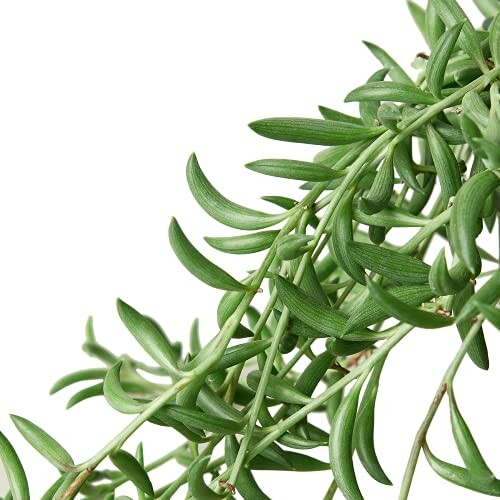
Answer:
448, 387, 494, 478
359, 149, 395, 215
348, 242, 431, 284
50, 368, 107, 395
169, 217, 253, 291
0, 431, 30, 500
366, 278, 453, 328
246, 159, 341, 182
205, 230, 279, 255
247, 370, 313, 405
423, 442, 500, 495
10, 415, 74, 470
427, 124, 462, 206
345, 82, 437, 105
186, 153, 287, 230
110, 450, 154, 497
426, 22, 464, 98
330, 188, 366, 283
362, 41, 414, 85
354, 359, 392, 485
103, 362, 146, 414
249, 117, 384, 146
318, 105, 363, 125
188, 457, 225, 499
329, 377, 365, 500
431, 0, 488, 71
450, 170, 500, 274
117, 299, 178, 372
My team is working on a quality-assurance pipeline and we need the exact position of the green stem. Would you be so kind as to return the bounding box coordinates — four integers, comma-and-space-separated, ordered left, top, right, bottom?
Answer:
398, 317, 485, 500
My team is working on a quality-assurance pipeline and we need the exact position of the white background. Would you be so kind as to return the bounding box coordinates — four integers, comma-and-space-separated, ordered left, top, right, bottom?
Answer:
0, 1, 498, 498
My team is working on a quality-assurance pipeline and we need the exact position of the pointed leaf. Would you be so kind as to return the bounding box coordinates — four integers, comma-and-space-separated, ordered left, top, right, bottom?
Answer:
345, 82, 436, 105
247, 370, 312, 405
426, 22, 464, 98
246, 159, 342, 182
103, 362, 145, 414
366, 278, 453, 328
0, 431, 30, 500
11, 415, 74, 470
169, 217, 253, 291
117, 299, 178, 371
249, 117, 383, 146
110, 450, 154, 497
215, 340, 271, 371
50, 368, 107, 395
318, 105, 363, 125
188, 457, 225, 499
205, 230, 279, 255
393, 139, 425, 193
186, 153, 287, 230
476, 302, 500, 328
67, 383, 104, 409
362, 41, 414, 85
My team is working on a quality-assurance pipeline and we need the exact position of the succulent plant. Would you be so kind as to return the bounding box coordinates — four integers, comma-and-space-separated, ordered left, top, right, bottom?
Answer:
1, 0, 500, 498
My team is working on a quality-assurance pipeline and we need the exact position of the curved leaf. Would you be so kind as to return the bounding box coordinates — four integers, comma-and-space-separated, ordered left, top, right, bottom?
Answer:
318, 105, 363, 125
50, 368, 107, 395
393, 139, 424, 193
362, 41, 414, 85
110, 450, 154, 497
247, 370, 312, 405
186, 153, 287, 230
103, 362, 146, 414
188, 457, 225, 499
169, 217, 253, 291
67, 382, 104, 409
246, 159, 341, 182
0, 431, 30, 500
345, 82, 436, 105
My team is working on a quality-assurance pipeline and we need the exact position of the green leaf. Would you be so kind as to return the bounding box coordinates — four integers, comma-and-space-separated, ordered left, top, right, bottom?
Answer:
330, 188, 366, 283
247, 370, 312, 405
423, 442, 500, 495
135, 443, 146, 500
0, 431, 30, 500
449, 387, 494, 478
186, 153, 288, 230
354, 359, 392, 485
455, 270, 500, 322
149, 408, 206, 443
429, 249, 470, 295
353, 205, 428, 227
11, 415, 74, 470
366, 278, 453, 328
66, 382, 104, 409
318, 105, 363, 125
225, 436, 271, 500
426, 22, 464, 98
490, 13, 500, 65
359, 68, 389, 126
110, 450, 154, 497
217, 289, 254, 339
190, 318, 201, 355
359, 149, 395, 215
407, 0, 430, 46
103, 362, 145, 414
345, 284, 435, 333
205, 230, 279, 255
246, 159, 342, 182
197, 386, 244, 423
49, 368, 107, 395
188, 457, 225, 499
476, 302, 500, 328
474, 0, 500, 17
169, 217, 253, 292
116, 299, 178, 372
345, 82, 436, 105
362, 41, 414, 85
249, 451, 330, 471
450, 170, 500, 274
275, 276, 374, 340
431, 0, 488, 71
393, 139, 425, 193
329, 377, 365, 500
276, 234, 313, 261
162, 405, 243, 435
426, 1, 446, 47
427, 124, 462, 206
349, 242, 431, 284
249, 117, 384, 146
453, 283, 489, 370
215, 340, 271, 371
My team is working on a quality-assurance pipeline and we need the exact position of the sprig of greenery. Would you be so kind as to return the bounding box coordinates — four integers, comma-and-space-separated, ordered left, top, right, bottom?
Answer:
1, 0, 500, 498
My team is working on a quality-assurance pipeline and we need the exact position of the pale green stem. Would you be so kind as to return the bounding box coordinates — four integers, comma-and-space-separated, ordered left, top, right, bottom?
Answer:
398, 317, 485, 500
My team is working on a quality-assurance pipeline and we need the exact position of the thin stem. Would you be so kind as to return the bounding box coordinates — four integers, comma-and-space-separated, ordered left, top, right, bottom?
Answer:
398, 317, 485, 500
